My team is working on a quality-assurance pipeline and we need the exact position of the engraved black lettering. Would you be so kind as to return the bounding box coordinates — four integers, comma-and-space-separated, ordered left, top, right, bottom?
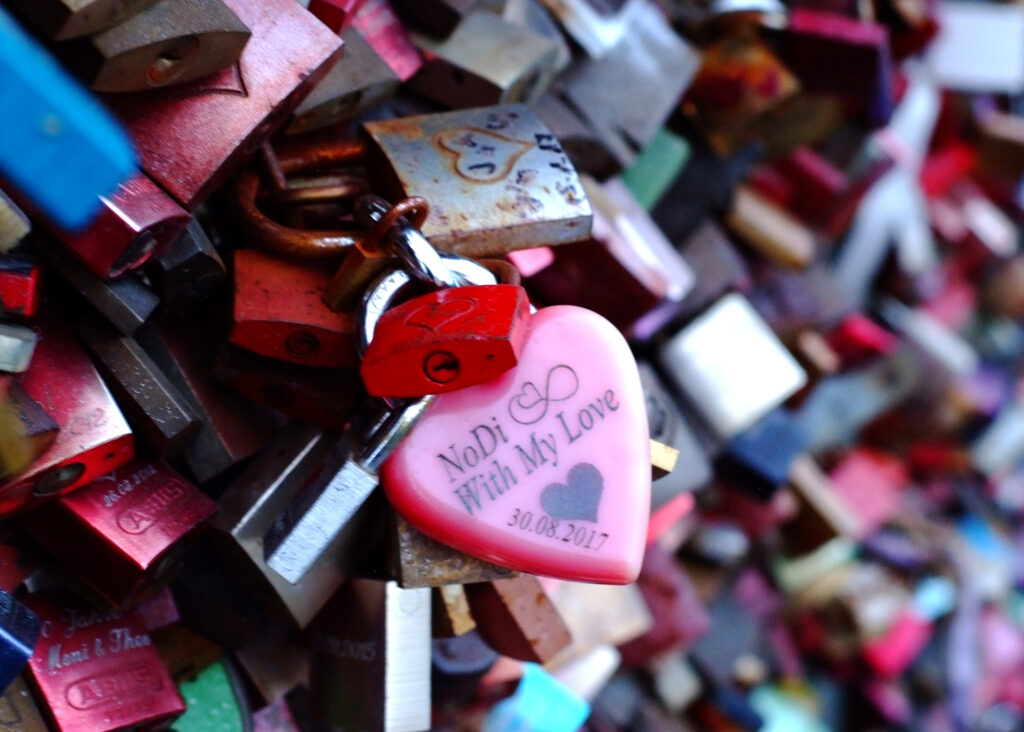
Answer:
439, 445, 464, 484
514, 432, 554, 475
471, 424, 500, 459
454, 478, 482, 516
557, 410, 582, 444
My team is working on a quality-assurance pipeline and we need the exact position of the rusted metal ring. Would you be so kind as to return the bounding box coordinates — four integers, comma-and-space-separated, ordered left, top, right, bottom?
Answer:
360, 197, 430, 255
234, 138, 369, 260
235, 169, 361, 259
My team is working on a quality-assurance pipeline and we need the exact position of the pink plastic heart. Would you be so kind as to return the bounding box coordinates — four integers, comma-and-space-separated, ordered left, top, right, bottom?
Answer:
381, 305, 650, 584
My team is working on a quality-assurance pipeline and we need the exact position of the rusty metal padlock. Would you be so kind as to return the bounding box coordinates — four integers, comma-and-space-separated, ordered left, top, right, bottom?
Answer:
234, 104, 592, 261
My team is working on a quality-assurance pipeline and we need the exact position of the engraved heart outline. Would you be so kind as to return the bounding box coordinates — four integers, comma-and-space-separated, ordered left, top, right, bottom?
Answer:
404, 297, 476, 332
436, 127, 533, 184
540, 463, 604, 522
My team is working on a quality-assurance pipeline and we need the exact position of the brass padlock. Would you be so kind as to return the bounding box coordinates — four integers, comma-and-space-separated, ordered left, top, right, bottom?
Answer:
235, 104, 592, 260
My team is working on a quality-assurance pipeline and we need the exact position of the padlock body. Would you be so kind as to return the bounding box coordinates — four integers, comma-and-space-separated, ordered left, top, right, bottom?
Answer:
50, 173, 188, 279
361, 284, 530, 397
19, 461, 216, 606
9, 0, 160, 40
0, 314, 134, 517
363, 104, 592, 257
231, 249, 356, 368
107, 0, 343, 209
61, 0, 252, 93
23, 592, 185, 732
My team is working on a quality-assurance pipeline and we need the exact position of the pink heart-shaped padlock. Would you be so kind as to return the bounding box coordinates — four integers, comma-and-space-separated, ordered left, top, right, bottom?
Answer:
381, 306, 650, 584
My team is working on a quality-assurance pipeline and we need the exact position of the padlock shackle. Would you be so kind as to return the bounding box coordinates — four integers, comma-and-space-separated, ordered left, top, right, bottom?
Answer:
357, 255, 497, 358
234, 138, 371, 260
273, 137, 369, 175
358, 395, 436, 472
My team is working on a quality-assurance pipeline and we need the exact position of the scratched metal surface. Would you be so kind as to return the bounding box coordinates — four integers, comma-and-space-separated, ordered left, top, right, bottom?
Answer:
363, 104, 592, 257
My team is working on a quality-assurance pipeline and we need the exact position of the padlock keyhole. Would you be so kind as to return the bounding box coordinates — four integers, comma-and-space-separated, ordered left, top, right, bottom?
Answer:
147, 36, 201, 87
286, 330, 321, 358
33, 462, 85, 496
424, 351, 460, 384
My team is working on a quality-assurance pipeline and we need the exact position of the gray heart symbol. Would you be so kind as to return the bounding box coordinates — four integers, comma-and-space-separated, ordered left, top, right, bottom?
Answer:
540, 463, 603, 522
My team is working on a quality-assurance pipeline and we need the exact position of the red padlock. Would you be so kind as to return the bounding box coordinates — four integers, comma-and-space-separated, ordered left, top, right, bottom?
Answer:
47, 173, 189, 279
214, 346, 364, 431
0, 253, 42, 317
0, 313, 134, 517
360, 284, 530, 397
18, 460, 217, 607
826, 313, 899, 367
350, 0, 422, 82
309, 0, 368, 32
23, 592, 186, 732
231, 249, 357, 368
106, 0, 343, 210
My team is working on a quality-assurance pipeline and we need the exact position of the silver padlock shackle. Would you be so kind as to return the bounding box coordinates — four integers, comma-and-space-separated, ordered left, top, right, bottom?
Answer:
356, 254, 497, 359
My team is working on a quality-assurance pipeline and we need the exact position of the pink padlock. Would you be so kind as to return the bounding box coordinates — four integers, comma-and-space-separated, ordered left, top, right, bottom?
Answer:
382, 305, 651, 584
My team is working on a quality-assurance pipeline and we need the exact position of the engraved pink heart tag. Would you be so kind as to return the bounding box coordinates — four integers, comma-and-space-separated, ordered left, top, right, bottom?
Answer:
381, 305, 650, 584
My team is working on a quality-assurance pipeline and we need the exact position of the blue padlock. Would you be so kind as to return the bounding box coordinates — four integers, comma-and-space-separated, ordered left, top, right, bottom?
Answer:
0, 7, 136, 231
0, 589, 38, 693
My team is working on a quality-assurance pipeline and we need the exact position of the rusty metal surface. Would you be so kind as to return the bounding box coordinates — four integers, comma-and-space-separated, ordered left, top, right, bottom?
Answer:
464, 575, 572, 663
233, 138, 366, 259
107, 0, 344, 209
363, 104, 592, 256
388, 512, 517, 588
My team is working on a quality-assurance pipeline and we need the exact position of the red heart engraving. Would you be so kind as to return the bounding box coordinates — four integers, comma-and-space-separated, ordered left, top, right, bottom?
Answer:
404, 297, 476, 332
